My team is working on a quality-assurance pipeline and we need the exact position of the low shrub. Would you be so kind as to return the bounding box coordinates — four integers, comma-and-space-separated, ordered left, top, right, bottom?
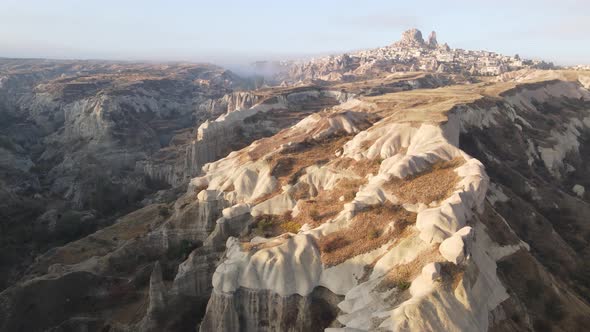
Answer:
158, 206, 171, 218
319, 236, 349, 253
167, 239, 200, 260
397, 280, 411, 290
255, 215, 276, 236
309, 209, 321, 222
281, 221, 301, 234
367, 228, 380, 240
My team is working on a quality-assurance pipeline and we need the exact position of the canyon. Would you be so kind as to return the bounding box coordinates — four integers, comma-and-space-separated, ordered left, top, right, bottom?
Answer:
1, 30, 590, 332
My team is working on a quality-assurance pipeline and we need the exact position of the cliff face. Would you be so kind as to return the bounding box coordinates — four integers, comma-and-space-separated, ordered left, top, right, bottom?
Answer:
137, 90, 260, 186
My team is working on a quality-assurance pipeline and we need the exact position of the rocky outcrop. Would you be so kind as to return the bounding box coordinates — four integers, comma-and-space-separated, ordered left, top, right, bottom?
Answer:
196, 75, 590, 331
138, 91, 260, 186
394, 28, 425, 47
200, 287, 342, 332
427, 31, 438, 48
183, 88, 349, 179
277, 29, 550, 83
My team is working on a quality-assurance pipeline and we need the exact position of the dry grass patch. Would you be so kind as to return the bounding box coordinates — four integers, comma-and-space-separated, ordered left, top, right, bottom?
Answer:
332, 72, 428, 94
247, 213, 301, 239
250, 177, 363, 238
384, 158, 464, 205
291, 182, 311, 200
240, 233, 293, 252
318, 203, 417, 267
269, 135, 353, 185
356, 77, 553, 123
331, 157, 382, 178
293, 178, 365, 228
242, 127, 307, 162
377, 245, 444, 292
350, 158, 382, 177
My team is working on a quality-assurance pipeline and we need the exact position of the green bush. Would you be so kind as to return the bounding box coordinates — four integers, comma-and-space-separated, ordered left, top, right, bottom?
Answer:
309, 209, 321, 222
320, 236, 349, 253
255, 216, 276, 235
367, 228, 380, 240
397, 280, 411, 291
281, 221, 301, 234
54, 211, 94, 243
158, 206, 171, 218
545, 295, 565, 321
166, 239, 199, 260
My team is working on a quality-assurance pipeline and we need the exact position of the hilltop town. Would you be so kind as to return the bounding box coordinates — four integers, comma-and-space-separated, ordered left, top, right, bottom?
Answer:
260, 28, 554, 83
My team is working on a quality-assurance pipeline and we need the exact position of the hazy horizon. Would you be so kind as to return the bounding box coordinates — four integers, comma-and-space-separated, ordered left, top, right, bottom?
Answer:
1, 0, 589, 67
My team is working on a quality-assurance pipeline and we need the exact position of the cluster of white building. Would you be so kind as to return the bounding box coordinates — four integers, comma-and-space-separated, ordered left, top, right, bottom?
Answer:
567, 65, 590, 71
352, 43, 551, 76
283, 29, 553, 81
263, 30, 557, 82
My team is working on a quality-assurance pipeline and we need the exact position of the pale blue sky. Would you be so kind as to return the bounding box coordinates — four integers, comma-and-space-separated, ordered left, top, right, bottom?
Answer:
1, 0, 588, 66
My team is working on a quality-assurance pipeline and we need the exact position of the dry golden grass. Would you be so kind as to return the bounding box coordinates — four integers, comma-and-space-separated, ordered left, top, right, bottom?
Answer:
252, 84, 318, 100
352, 76, 556, 123
293, 177, 365, 228
291, 182, 311, 201
318, 203, 417, 267
246, 107, 377, 168
246, 177, 365, 242
245, 213, 304, 239
349, 158, 382, 177
242, 123, 308, 163
331, 156, 383, 178
357, 227, 418, 283
377, 245, 444, 292
240, 233, 292, 252
269, 135, 353, 186
376, 246, 467, 292
331, 72, 428, 93
384, 158, 464, 205
281, 221, 302, 233
360, 86, 483, 122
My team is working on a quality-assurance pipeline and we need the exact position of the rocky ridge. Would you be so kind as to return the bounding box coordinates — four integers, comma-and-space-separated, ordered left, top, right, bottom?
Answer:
194, 73, 590, 331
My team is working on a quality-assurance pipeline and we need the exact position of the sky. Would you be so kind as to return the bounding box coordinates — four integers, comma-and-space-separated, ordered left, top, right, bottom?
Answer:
1, 0, 589, 67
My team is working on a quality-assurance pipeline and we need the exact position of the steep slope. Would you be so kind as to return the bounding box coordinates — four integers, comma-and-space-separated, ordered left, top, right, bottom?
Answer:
194, 73, 590, 331
0, 80, 371, 331
0, 60, 248, 290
